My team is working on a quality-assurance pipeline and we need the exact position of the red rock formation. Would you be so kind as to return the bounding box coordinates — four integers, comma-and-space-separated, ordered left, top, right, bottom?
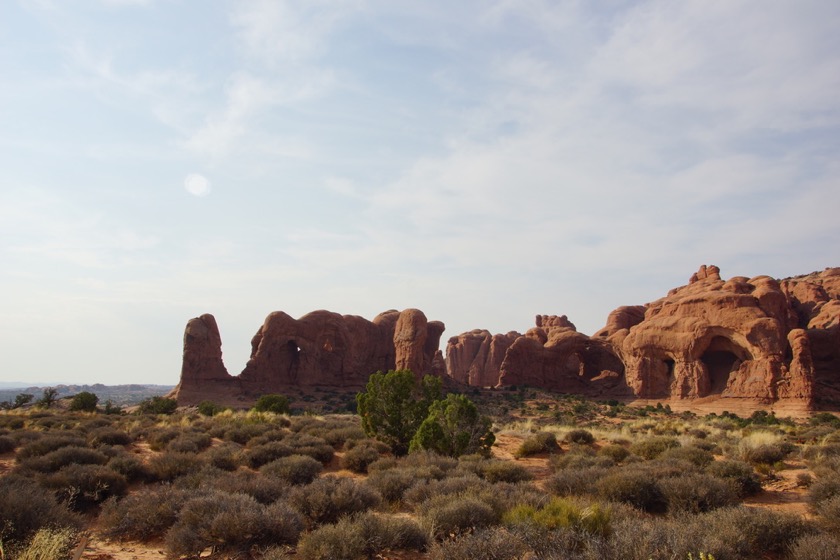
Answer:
444, 266, 839, 408
498, 325, 626, 394
594, 306, 646, 338
613, 268, 810, 402
445, 330, 520, 387
173, 266, 839, 410
171, 308, 445, 405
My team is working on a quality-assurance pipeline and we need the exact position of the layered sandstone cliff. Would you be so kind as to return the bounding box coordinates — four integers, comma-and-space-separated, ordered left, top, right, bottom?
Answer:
172, 266, 839, 409
171, 308, 444, 405
445, 266, 840, 407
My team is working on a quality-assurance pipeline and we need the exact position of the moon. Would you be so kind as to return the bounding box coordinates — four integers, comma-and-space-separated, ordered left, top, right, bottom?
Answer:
184, 173, 211, 197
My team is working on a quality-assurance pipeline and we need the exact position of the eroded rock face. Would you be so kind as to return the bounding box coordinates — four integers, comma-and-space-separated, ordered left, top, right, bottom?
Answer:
445, 330, 520, 387
174, 266, 839, 409
616, 268, 810, 402
171, 308, 445, 405
443, 266, 840, 407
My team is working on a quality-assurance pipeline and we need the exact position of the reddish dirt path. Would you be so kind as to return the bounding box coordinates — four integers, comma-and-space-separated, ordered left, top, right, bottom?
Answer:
743, 460, 813, 518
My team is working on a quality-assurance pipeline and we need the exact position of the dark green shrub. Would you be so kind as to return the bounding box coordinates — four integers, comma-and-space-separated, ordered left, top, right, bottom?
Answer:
659, 473, 739, 513
100, 486, 189, 541
16, 435, 86, 460
167, 432, 212, 453
419, 495, 499, 539
254, 394, 291, 414
197, 400, 225, 416
245, 441, 294, 468
323, 425, 367, 447
366, 468, 423, 504
546, 466, 609, 497
88, 427, 132, 447
598, 443, 630, 463
137, 396, 178, 415
68, 391, 98, 412
706, 459, 762, 496
147, 452, 205, 482
515, 431, 559, 458
223, 423, 269, 444
429, 527, 527, 560
261, 454, 323, 485
0, 435, 16, 453
285, 433, 334, 464
473, 459, 533, 483
704, 506, 814, 557
409, 394, 495, 458
207, 443, 241, 471
596, 471, 666, 513
107, 454, 151, 482
297, 512, 427, 560
289, 476, 381, 525
660, 445, 714, 467
629, 436, 680, 460
814, 495, 840, 530
41, 464, 128, 511
788, 533, 840, 560
550, 452, 612, 471
744, 443, 789, 465
0, 475, 82, 545
608, 514, 729, 560
146, 427, 181, 451
357, 370, 442, 456
565, 429, 595, 445
341, 443, 382, 473
212, 471, 289, 505
165, 492, 303, 556
808, 475, 840, 509
810, 412, 840, 428
403, 475, 487, 506
19, 446, 109, 473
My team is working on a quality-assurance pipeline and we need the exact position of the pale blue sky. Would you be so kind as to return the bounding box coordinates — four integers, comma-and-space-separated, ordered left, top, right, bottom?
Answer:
1, 0, 838, 385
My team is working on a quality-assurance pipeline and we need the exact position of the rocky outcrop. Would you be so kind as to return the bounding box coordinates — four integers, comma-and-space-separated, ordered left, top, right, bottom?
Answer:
612, 269, 813, 403
445, 315, 626, 396
173, 266, 839, 409
443, 266, 840, 408
171, 308, 444, 405
445, 330, 520, 387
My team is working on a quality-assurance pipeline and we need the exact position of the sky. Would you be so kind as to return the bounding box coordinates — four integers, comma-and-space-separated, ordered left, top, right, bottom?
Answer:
1, 0, 838, 386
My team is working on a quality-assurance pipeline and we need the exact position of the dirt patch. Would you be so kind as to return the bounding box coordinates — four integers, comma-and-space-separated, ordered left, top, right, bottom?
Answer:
79, 537, 167, 560
493, 433, 554, 485
0, 453, 15, 476
743, 461, 813, 517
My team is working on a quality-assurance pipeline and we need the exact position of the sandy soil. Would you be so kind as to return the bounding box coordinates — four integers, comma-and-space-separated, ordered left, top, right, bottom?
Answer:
743, 460, 813, 518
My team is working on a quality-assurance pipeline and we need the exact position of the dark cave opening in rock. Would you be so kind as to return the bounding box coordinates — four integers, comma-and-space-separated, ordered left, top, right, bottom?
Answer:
286, 340, 301, 362
700, 336, 745, 395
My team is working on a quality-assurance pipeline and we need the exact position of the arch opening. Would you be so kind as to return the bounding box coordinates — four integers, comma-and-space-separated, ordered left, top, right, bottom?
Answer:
286, 340, 300, 361
700, 336, 745, 396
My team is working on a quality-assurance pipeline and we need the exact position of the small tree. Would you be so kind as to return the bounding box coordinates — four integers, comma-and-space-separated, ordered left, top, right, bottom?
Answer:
409, 393, 495, 457
14, 393, 34, 409
38, 387, 59, 409
356, 370, 442, 456
198, 400, 226, 416
138, 396, 178, 415
69, 391, 99, 412
253, 394, 290, 414
103, 400, 123, 415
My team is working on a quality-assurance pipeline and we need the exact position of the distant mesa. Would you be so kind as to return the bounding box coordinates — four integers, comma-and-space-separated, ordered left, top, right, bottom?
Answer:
170, 266, 840, 411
